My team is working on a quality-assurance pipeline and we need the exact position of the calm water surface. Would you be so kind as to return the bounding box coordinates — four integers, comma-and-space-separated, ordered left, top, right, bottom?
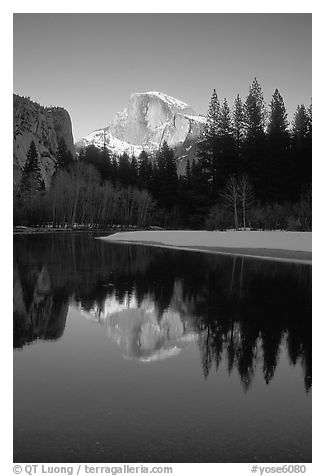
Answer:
13, 233, 312, 463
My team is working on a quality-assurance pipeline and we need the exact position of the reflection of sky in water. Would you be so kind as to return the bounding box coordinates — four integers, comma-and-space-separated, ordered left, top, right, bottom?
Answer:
77, 287, 198, 362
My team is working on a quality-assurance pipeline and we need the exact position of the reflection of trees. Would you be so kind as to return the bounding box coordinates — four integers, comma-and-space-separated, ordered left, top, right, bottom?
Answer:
191, 257, 311, 392
14, 233, 311, 391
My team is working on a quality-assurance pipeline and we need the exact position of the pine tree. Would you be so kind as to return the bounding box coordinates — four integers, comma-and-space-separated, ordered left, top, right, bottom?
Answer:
219, 98, 233, 136
84, 144, 100, 169
55, 137, 74, 171
154, 141, 178, 210
243, 78, 267, 199
233, 94, 245, 160
266, 89, 291, 201
291, 104, 312, 191
138, 150, 152, 190
188, 160, 210, 228
18, 141, 43, 225
196, 89, 223, 201
307, 103, 312, 137
219, 98, 236, 178
99, 144, 112, 181
150, 160, 159, 197
165, 144, 178, 197
177, 162, 192, 227
292, 104, 310, 148
21, 141, 43, 193
205, 89, 221, 137
244, 78, 266, 139
129, 155, 139, 186
118, 152, 130, 185
268, 89, 288, 136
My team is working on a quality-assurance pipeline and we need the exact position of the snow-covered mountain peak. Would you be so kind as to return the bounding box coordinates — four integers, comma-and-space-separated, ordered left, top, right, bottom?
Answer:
75, 91, 206, 165
144, 91, 191, 110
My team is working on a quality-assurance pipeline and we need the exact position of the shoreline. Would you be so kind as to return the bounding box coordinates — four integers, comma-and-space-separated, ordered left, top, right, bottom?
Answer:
13, 228, 124, 236
99, 230, 312, 265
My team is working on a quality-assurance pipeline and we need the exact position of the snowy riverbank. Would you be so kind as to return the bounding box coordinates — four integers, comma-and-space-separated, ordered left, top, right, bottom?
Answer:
99, 230, 312, 264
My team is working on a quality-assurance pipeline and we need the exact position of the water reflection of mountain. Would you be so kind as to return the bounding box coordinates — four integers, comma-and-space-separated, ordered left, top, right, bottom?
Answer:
14, 233, 311, 391
77, 283, 198, 362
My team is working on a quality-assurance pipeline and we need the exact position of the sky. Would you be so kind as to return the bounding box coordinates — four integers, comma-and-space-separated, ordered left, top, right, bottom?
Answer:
13, 13, 312, 141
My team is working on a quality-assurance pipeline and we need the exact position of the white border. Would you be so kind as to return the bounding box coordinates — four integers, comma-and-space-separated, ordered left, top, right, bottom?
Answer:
3, 4, 322, 475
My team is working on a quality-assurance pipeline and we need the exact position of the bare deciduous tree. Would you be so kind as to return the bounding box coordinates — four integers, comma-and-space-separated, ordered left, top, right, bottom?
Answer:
220, 175, 239, 229
238, 174, 254, 229
26, 159, 156, 229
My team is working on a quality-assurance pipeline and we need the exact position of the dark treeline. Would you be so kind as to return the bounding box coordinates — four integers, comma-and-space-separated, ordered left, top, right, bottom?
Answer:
14, 138, 155, 228
14, 233, 311, 391
14, 79, 312, 230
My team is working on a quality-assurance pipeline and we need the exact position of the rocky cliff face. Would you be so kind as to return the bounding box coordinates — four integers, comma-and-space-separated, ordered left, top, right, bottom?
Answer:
75, 91, 206, 171
13, 94, 75, 187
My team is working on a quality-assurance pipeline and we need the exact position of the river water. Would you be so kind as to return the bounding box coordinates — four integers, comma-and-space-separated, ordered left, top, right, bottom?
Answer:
13, 232, 312, 462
